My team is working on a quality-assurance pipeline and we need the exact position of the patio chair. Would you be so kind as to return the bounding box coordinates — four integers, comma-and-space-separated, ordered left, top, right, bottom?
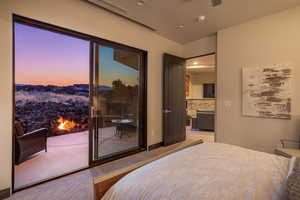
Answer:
14, 122, 48, 164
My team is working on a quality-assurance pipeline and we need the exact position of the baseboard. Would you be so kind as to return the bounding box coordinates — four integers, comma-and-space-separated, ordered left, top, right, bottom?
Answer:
0, 188, 10, 200
148, 142, 163, 151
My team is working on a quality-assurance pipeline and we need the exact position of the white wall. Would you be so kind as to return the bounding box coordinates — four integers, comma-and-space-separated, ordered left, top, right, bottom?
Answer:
0, 0, 182, 190
187, 72, 216, 99
183, 35, 217, 58
216, 6, 300, 153
0, 6, 13, 192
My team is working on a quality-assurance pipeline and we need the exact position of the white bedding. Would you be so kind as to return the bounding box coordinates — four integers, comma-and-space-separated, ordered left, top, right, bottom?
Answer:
102, 143, 292, 200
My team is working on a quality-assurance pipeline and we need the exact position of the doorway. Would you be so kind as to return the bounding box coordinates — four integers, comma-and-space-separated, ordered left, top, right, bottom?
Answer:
12, 15, 147, 191
162, 53, 216, 146
185, 54, 216, 143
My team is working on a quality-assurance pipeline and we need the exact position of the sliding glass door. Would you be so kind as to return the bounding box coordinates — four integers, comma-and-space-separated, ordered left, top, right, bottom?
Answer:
13, 18, 90, 190
13, 15, 147, 191
92, 42, 147, 162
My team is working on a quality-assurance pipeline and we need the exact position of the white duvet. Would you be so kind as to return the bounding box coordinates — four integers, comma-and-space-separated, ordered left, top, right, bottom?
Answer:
102, 143, 293, 200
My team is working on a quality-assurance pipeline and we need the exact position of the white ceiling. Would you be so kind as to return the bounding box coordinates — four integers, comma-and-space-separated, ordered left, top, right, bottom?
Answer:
89, 0, 300, 44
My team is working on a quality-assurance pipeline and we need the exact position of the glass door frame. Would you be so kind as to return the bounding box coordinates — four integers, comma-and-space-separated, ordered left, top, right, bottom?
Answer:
12, 14, 147, 192
90, 40, 147, 166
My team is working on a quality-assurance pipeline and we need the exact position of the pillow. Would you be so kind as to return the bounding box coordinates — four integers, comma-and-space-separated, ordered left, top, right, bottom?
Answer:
287, 158, 300, 200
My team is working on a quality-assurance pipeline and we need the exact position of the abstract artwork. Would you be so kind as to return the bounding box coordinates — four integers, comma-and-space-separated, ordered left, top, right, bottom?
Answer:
242, 65, 292, 119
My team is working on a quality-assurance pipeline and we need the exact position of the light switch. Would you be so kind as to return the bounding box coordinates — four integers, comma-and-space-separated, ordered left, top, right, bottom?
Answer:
224, 100, 232, 107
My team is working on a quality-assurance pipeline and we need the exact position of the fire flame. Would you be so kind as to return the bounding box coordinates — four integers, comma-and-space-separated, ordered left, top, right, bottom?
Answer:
57, 117, 77, 131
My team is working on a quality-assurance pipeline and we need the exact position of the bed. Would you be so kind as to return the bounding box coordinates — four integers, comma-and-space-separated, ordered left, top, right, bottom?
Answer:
98, 143, 296, 200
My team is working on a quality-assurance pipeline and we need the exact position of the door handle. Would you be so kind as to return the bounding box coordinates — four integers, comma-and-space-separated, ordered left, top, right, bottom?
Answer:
91, 107, 100, 118
91, 106, 96, 118
163, 109, 172, 114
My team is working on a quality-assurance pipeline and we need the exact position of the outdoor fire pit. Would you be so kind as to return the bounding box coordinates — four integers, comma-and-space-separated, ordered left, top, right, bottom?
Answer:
50, 117, 88, 136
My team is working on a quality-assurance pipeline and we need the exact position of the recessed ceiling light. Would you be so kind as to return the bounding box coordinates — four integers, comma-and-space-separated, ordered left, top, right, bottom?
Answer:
178, 25, 184, 29
137, 0, 144, 6
197, 15, 206, 22
193, 61, 198, 65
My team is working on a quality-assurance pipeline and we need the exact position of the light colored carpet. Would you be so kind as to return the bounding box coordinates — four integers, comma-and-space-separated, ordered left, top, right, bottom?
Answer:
186, 126, 215, 143
9, 170, 93, 200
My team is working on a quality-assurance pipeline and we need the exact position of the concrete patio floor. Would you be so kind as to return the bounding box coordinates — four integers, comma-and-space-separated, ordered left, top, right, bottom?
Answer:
14, 131, 89, 189
14, 126, 138, 189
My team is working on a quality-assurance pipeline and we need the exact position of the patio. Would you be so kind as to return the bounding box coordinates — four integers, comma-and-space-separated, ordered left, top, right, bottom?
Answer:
14, 127, 138, 189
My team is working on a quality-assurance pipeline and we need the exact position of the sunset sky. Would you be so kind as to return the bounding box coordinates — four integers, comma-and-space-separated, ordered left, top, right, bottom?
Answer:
99, 46, 139, 87
15, 23, 138, 87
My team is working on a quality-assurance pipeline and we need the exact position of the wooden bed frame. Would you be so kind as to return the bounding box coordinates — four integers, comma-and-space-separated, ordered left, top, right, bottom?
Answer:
93, 139, 203, 200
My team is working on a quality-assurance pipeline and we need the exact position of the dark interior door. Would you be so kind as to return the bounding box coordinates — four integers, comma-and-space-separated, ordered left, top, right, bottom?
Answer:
163, 53, 186, 146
